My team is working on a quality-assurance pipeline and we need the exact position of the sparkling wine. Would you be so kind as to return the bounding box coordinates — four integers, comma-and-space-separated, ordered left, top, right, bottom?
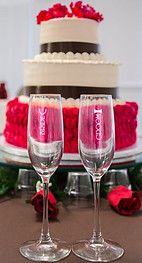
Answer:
28, 138, 63, 178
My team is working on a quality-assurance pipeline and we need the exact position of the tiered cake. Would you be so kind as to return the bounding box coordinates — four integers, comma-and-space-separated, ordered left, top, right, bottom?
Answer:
3, 2, 138, 152
23, 2, 118, 98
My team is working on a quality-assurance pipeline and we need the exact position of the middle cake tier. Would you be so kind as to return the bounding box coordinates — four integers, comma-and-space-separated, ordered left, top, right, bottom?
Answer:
23, 52, 118, 98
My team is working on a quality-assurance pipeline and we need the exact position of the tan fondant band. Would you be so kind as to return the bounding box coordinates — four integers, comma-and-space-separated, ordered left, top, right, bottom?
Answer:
24, 61, 118, 88
40, 18, 98, 44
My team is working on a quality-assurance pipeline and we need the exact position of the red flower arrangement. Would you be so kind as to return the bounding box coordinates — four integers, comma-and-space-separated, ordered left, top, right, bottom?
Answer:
37, 1, 104, 24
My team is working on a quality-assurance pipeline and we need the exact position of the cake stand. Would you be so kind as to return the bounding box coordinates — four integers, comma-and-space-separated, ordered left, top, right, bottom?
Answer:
0, 135, 142, 172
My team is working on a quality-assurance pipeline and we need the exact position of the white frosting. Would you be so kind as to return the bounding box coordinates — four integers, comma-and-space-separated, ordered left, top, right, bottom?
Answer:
40, 18, 98, 44
113, 99, 125, 106
62, 97, 80, 108
18, 95, 59, 107
23, 52, 118, 88
19, 95, 30, 103
17, 96, 124, 107
33, 52, 110, 63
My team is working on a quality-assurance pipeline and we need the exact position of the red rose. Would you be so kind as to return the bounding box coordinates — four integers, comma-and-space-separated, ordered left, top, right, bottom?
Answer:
107, 185, 141, 216
70, 139, 78, 153
51, 3, 68, 18
31, 190, 58, 219
70, 1, 103, 22
37, 4, 68, 24
37, 10, 49, 24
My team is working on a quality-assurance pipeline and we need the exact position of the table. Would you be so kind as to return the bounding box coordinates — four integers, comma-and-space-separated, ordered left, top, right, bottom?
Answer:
0, 196, 142, 263
0, 140, 142, 263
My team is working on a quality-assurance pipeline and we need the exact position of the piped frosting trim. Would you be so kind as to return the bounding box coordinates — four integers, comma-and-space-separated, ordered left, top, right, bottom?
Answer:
25, 52, 118, 65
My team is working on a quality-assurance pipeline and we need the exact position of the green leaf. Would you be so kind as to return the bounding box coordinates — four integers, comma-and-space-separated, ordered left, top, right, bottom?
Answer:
0, 167, 18, 196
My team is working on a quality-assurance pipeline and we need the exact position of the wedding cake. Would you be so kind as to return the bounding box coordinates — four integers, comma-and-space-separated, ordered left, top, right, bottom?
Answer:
3, 2, 138, 152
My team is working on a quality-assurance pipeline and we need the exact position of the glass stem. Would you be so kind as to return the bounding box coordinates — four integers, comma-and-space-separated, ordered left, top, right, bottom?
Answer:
40, 178, 52, 244
91, 178, 103, 244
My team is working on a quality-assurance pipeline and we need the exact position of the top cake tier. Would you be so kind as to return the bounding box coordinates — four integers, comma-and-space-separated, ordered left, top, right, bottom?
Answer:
40, 18, 99, 54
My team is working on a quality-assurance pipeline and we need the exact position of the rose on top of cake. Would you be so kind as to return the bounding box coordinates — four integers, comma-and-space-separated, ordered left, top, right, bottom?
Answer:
3, 96, 138, 153
37, 1, 104, 24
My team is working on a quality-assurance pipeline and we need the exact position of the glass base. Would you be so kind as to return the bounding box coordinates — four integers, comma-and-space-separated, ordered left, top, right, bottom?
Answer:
20, 238, 71, 262
72, 239, 124, 262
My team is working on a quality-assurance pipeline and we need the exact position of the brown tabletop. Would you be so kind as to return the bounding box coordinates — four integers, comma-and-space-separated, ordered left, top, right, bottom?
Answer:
0, 196, 142, 263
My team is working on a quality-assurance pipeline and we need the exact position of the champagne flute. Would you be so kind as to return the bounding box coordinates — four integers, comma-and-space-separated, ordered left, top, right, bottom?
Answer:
20, 94, 71, 262
72, 94, 124, 262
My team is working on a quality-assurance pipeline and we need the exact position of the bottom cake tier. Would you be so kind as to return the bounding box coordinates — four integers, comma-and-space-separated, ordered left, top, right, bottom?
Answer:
3, 96, 138, 152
